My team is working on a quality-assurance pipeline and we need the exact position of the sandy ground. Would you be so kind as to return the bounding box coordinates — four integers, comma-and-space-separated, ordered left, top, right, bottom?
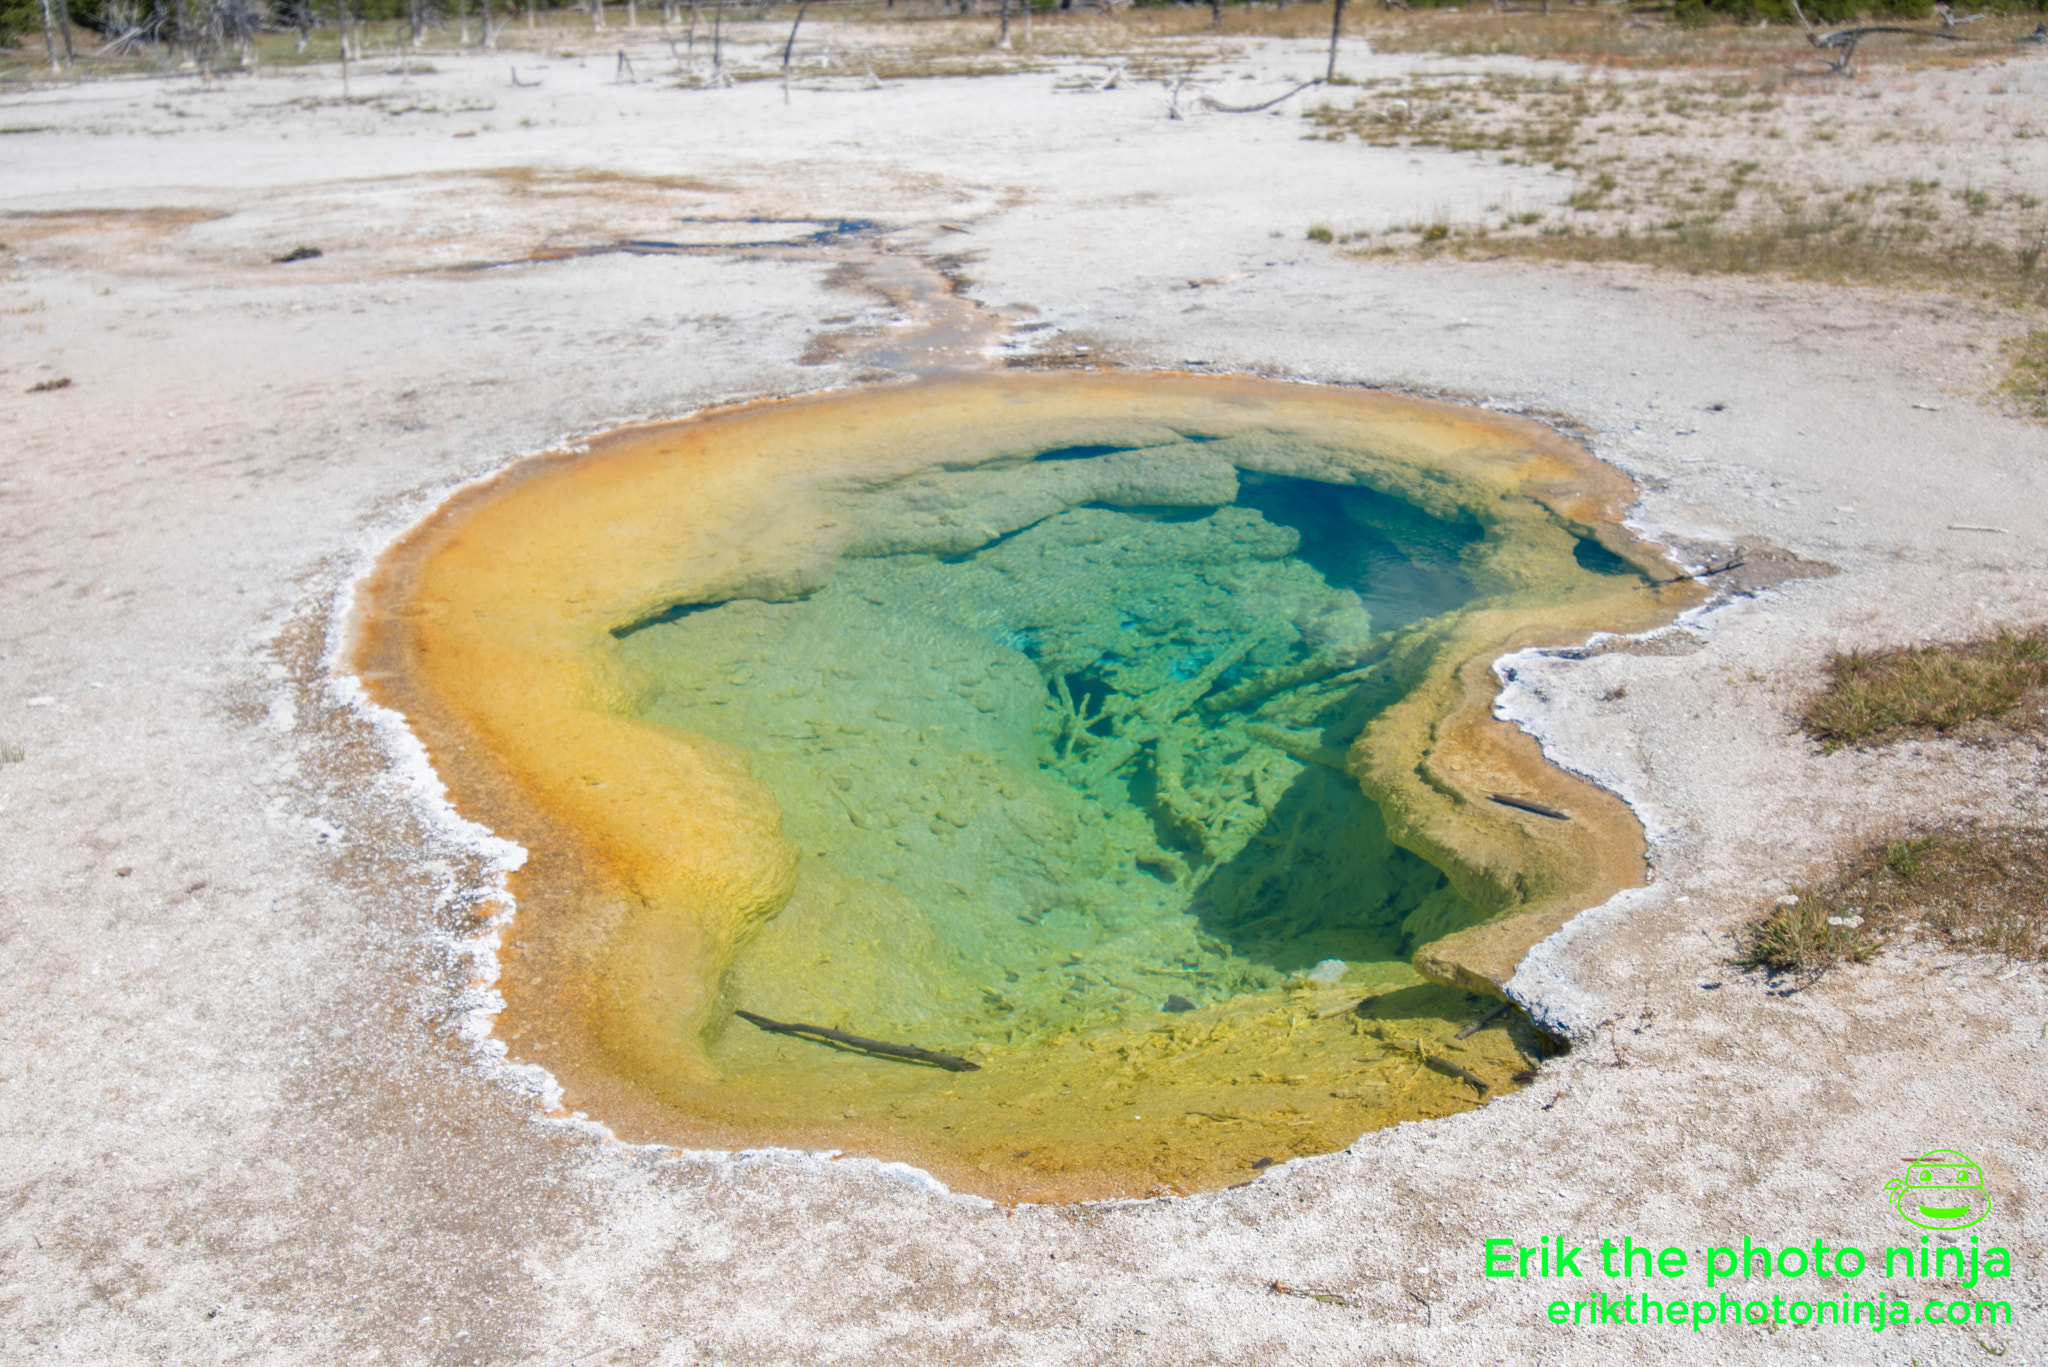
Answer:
3, 25, 2047, 1365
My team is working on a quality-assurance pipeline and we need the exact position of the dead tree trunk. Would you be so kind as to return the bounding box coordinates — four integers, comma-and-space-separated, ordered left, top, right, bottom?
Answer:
1326, 0, 1345, 82
997, 0, 1011, 46
589, 0, 604, 29
1210, 0, 1221, 28
39, 0, 63, 71
781, 0, 808, 66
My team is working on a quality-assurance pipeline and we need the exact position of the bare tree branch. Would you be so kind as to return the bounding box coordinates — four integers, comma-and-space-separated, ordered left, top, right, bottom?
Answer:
1788, 0, 1980, 74
1197, 77, 1323, 114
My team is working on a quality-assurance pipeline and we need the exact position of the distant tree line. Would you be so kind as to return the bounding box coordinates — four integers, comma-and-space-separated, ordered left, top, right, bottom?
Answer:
0, 0, 523, 53
1670, 0, 1944, 22
5, 0, 2044, 63
1384, 0, 2044, 13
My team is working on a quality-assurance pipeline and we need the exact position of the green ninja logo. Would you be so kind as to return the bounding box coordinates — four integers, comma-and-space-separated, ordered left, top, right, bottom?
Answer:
1886, 1149, 1991, 1230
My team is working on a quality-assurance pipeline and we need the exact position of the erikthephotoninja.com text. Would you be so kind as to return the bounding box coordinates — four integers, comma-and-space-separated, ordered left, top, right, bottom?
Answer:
1484, 1236, 2014, 1333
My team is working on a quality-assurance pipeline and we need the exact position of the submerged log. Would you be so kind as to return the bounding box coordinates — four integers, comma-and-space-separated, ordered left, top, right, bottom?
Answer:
1425, 1054, 1491, 1095
1454, 1000, 1513, 1039
1489, 792, 1570, 821
733, 1010, 981, 1072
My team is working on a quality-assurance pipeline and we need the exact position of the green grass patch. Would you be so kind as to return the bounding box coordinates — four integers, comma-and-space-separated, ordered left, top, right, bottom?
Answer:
1804, 629, 2048, 749
1742, 828, 2048, 973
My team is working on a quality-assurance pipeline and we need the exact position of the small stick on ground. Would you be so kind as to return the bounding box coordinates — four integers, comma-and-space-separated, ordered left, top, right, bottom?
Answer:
1646, 557, 1746, 588
1270, 1280, 1361, 1308
1603, 1018, 1630, 1067
734, 1010, 981, 1071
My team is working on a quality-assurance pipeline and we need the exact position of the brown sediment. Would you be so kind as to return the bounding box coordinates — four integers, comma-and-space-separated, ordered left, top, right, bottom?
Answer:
349, 371, 1704, 1201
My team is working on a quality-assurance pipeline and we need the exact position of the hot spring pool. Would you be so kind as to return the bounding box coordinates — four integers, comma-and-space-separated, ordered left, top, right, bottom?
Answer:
354, 372, 1698, 1200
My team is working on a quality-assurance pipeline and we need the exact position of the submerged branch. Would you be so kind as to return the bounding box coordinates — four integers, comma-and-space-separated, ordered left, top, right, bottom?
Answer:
733, 1009, 982, 1072
1424, 1054, 1491, 1095
1488, 792, 1570, 820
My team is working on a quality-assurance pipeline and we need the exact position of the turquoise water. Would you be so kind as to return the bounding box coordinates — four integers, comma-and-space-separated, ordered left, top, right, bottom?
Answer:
615, 447, 1497, 1048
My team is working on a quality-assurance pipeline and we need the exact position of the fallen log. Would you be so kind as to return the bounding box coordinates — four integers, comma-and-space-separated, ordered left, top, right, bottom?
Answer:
733, 1010, 981, 1072
1790, 0, 1982, 73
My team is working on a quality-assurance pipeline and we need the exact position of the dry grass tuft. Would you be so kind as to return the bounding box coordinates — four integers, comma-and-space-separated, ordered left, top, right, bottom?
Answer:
1742, 828, 2048, 973
1311, 66, 2048, 311
0, 742, 22, 764
2003, 329, 2048, 420
1804, 628, 2048, 749
1339, 7, 2048, 73
1471, 224, 2048, 312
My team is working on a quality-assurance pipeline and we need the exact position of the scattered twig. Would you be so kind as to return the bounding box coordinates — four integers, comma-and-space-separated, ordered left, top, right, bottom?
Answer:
733, 1009, 980, 1071
1603, 1018, 1630, 1067
509, 65, 541, 86
1648, 556, 1745, 587
1269, 1280, 1362, 1308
